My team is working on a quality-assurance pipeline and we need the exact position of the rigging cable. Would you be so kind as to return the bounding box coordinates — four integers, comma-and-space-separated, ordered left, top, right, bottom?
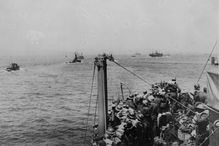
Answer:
120, 82, 132, 94
197, 41, 217, 84
205, 104, 219, 114
167, 95, 196, 114
83, 64, 96, 146
111, 60, 152, 86
199, 127, 219, 146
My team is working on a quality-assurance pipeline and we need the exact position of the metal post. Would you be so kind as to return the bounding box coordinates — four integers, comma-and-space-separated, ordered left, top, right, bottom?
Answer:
120, 83, 124, 100
95, 54, 108, 136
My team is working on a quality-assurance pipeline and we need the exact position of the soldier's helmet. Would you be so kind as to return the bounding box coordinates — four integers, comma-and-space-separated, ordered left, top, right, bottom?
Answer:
214, 120, 219, 128
172, 78, 176, 83
203, 87, 207, 93
106, 127, 115, 136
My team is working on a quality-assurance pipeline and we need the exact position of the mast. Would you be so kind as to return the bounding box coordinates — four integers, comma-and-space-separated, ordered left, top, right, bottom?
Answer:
94, 54, 108, 136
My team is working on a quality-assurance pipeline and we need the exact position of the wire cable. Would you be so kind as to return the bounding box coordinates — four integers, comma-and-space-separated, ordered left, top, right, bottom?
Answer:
111, 60, 152, 86
199, 127, 219, 146
120, 82, 132, 94
205, 104, 219, 114
83, 64, 96, 146
167, 95, 196, 114
197, 41, 217, 83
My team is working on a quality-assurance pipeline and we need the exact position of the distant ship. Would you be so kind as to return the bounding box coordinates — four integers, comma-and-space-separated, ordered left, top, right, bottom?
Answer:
68, 53, 84, 63
149, 51, 163, 57
77, 52, 84, 60
6, 63, 20, 71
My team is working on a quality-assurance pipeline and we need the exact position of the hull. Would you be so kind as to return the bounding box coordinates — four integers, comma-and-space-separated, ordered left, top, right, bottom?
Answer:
68, 60, 82, 63
6, 64, 20, 72
149, 53, 163, 57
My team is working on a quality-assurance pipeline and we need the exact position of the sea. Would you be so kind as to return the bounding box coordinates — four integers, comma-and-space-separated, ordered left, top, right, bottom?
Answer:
0, 54, 218, 146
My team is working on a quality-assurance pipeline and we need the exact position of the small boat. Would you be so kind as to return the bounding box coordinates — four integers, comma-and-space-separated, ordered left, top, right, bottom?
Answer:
6, 63, 20, 71
149, 51, 163, 57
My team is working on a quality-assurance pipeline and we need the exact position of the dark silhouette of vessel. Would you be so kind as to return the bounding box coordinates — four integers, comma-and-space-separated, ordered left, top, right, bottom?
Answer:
69, 53, 82, 63
77, 52, 84, 60
149, 51, 163, 57
6, 63, 20, 71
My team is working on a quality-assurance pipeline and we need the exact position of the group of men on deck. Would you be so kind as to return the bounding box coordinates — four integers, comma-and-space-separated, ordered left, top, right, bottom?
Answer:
93, 78, 211, 146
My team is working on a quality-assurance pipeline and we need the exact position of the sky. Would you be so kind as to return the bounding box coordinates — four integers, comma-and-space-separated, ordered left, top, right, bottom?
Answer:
0, 0, 218, 56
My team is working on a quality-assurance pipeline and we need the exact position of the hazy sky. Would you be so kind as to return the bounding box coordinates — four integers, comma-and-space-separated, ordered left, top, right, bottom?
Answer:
0, 0, 218, 56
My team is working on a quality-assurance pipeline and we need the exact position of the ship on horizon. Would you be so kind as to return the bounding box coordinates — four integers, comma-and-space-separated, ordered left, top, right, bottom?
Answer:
149, 51, 163, 57
76, 52, 84, 60
6, 63, 20, 71
68, 52, 84, 63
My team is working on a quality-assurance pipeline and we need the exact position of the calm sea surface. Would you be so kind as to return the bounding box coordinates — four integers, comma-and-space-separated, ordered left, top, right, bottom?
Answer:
0, 54, 218, 145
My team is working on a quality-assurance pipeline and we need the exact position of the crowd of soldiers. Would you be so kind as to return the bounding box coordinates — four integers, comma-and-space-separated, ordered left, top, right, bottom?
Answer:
93, 78, 212, 146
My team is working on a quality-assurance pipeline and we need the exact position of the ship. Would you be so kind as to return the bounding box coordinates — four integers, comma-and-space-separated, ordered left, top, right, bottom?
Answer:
68, 52, 84, 63
149, 51, 163, 57
77, 52, 85, 60
83, 54, 219, 146
6, 63, 20, 71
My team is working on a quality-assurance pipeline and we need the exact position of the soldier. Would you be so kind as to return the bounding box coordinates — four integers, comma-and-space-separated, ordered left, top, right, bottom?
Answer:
164, 78, 181, 113
193, 103, 210, 146
193, 84, 200, 96
149, 99, 160, 138
103, 127, 116, 146
109, 104, 121, 127
194, 87, 208, 104
133, 94, 144, 111
125, 94, 136, 110
123, 109, 138, 146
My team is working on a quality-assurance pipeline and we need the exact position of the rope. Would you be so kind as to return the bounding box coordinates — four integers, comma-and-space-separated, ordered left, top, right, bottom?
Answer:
83, 64, 96, 146
167, 95, 196, 114
205, 104, 219, 114
199, 127, 219, 146
111, 60, 152, 86
197, 41, 217, 83
120, 82, 132, 94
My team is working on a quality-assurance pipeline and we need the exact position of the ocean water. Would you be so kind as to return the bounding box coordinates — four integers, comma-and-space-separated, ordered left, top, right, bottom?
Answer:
0, 54, 218, 146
